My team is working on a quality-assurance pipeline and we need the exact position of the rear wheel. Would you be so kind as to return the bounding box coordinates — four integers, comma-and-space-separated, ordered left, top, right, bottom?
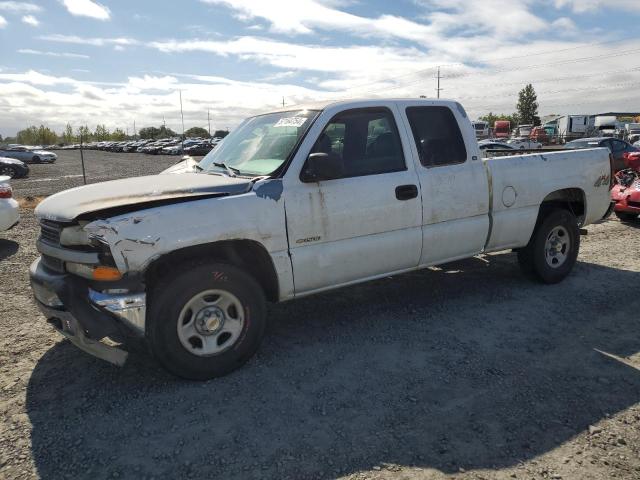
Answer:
32, 155, 40, 163
517, 209, 580, 284
0, 165, 16, 178
147, 262, 266, 380
615, 211, 638, 222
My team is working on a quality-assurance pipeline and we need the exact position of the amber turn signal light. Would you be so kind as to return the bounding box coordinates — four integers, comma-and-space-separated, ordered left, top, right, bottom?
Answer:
92, 266, 122, 281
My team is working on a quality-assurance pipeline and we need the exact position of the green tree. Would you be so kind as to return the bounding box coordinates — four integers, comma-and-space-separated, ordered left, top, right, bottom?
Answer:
516, 84, 540, 126
110, 128, 127, 140
184, 126, 209, 138
213, 129, 229, 138
139, 125, 177, 139
139, 126, 160, 139
77, 125, 92, 142
62, 123, 75, 144
478, 112, 519, 127
16, 125, 58, 145
94, 124, 110, 141
158, 125, 177, 138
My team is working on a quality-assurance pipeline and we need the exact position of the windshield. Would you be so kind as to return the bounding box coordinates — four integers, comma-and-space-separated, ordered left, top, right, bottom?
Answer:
199, 109, 319, 176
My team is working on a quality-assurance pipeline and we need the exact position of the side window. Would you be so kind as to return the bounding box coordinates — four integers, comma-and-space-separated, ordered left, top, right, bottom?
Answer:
307, 107, 405, 179
405, 106, 467, 167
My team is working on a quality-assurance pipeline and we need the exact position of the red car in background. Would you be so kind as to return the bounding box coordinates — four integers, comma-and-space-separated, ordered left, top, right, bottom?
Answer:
611, 152, 640, 222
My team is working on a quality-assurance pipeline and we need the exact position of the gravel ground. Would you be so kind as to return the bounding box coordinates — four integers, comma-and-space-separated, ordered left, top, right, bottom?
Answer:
1, 151, 639, 480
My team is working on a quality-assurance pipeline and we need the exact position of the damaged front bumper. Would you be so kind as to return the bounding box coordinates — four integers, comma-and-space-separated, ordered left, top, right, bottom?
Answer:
29, 257, 147, 366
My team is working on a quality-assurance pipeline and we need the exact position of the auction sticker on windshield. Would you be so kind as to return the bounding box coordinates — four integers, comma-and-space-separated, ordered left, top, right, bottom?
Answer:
274, 117, 308, 128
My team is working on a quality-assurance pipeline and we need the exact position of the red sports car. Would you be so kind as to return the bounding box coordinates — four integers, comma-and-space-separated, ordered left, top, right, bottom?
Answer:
611, 152, 640, 222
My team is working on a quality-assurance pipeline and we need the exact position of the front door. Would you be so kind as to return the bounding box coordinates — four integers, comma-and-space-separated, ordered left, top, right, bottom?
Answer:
284, 106, 423, 294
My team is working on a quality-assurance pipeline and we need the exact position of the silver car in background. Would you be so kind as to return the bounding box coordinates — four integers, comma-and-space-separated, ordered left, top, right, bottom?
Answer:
0, 145, 57, 163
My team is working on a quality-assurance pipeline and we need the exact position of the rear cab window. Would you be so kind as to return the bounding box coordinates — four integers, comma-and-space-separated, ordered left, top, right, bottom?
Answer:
405, 106, 467, 167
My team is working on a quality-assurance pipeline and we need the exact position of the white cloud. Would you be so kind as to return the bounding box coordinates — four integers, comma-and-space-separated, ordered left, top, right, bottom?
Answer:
0, 1, 41, 13
18, 49, 89, 59
201, 0, 439, 43
40, 34, 137, 46
554, 0, 640, 13
0, 14, 5, 27
127, 75, 178, 91
60, 0, 110, 20
21, 14, 38, 26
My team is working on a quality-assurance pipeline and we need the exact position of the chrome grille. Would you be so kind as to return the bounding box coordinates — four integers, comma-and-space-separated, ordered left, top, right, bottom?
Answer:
39, 220, 63, 246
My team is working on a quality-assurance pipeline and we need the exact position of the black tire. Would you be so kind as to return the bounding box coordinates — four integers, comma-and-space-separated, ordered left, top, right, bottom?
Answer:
32, 155, 40, 163
615, 211, 638, 222
517, 209, 580, 284
147, 262, 266, 380
0, 166, 17, 178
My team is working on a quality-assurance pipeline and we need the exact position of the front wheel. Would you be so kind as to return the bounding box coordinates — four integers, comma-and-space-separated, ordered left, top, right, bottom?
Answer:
0, 165, 17, 178
32, 155, 40, 163
517, 209, 580, 284
615, 211, 638, 222
147, 262, 266, 380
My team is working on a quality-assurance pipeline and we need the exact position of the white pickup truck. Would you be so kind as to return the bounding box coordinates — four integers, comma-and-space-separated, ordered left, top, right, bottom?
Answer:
30, 99, 614, 380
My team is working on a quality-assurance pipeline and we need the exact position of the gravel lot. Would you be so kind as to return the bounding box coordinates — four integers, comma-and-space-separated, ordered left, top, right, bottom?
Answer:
0, 151, 639, 480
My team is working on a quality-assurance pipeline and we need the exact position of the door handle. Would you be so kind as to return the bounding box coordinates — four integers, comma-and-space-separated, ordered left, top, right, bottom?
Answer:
395, 184, 418, 201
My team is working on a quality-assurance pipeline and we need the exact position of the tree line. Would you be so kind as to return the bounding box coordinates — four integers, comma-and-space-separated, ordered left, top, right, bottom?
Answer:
1, 124, 229, 146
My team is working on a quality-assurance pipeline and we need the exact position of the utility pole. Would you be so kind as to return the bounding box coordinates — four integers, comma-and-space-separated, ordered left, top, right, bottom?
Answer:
133, 120, 137, 140
282, 96, 285, 108
79, 128, 87, 185
436, 66, 443, 99
179, 90, 185, 150
207, 109, 211, 137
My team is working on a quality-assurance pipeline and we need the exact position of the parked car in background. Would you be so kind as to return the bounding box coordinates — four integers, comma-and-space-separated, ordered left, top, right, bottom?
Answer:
478, 140, 517, 157
184, 142, 214, 156
506, 137, 542, 149
565, 137, 638, 172
611, 152, 640, 222
0, 145, 57, 163
0, 157, 29, 178
0, 176, 19, 231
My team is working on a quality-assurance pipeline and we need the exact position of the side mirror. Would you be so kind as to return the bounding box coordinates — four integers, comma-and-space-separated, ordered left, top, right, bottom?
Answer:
302, 152, 343, 182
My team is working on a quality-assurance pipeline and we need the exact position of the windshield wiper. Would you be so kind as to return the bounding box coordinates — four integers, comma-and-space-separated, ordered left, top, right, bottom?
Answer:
213, 162, 240, 177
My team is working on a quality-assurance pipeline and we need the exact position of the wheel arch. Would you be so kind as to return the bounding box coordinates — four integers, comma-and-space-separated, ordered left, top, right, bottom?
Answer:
144, 239, 280, 302
538, 187, 586, 225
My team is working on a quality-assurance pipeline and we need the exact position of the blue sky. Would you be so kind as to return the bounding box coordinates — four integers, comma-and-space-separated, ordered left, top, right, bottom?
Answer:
1, 0, 640, 137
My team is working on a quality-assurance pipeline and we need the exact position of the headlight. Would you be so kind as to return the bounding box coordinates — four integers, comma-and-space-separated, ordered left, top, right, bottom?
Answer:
59, 225, 90, 246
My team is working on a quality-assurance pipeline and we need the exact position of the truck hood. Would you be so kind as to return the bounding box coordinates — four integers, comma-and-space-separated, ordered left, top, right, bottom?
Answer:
35, 172, 252, 222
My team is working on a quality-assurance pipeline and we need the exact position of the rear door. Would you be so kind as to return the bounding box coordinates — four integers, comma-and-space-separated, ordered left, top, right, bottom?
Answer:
397, 101, 490, 266
283, 104, 423, 294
